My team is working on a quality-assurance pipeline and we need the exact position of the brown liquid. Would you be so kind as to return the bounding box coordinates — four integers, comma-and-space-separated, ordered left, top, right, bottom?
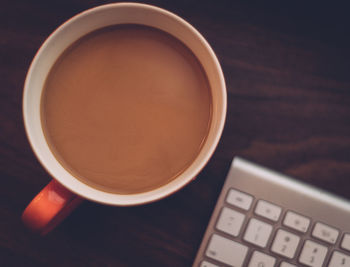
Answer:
41, 25, 212, 194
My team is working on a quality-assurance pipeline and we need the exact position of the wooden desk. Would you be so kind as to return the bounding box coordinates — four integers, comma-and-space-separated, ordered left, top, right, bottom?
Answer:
1, 1, 349, 266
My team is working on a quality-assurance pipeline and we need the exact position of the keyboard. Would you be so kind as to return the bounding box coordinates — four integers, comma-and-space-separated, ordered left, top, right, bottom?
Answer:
193, 157, 350, 267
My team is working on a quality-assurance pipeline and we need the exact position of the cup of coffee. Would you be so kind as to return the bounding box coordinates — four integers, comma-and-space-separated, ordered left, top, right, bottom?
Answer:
22, 3, 226, 234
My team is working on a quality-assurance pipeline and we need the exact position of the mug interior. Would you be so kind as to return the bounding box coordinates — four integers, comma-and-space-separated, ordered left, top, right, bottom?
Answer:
23, 3, 226, 205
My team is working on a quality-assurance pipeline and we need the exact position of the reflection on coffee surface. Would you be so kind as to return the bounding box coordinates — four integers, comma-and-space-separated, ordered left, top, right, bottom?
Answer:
41, 25, 212, 194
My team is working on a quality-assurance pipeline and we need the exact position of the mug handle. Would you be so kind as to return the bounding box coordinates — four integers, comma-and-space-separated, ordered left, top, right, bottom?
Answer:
22, 180, 83, 235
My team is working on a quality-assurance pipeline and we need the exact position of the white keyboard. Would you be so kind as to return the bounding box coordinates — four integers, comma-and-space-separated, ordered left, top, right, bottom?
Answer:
193, 157, 350, 267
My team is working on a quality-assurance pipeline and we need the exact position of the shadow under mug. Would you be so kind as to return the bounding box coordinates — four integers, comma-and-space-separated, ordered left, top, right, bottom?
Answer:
22, 3, 226, 235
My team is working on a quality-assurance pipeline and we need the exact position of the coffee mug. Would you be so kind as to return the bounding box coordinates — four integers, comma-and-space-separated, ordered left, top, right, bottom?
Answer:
22, 3, 226, 235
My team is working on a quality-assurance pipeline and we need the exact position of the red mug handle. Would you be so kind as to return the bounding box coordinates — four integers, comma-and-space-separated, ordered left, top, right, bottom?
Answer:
22, 180, 83, 235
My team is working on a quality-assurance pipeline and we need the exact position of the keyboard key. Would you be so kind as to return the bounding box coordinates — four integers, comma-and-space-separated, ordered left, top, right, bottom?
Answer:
248, 251, 276, 267
280, 262, 297, 267
200, 261, 219, 267
312, 222, 339, 244
299, 240, 328, 267
226, 189, 253, 210
271, 229, 300, 259
243, 218, 273, 248
255, 200, 282, 221
341, 234, 350, 252
283, 211, 310, 233
328, 251, 350, 267
205, 234, 248, 267
216, 207, 245, 237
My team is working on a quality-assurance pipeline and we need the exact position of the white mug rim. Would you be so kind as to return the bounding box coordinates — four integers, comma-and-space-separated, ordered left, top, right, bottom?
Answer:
23, 3, 227, 206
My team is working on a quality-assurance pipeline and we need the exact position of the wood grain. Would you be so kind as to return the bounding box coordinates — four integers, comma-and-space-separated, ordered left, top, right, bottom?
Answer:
0, 1, 349, 266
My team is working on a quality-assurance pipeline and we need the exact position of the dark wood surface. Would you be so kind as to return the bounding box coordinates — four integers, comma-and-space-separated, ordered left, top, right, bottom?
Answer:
1, 1, 350, 266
